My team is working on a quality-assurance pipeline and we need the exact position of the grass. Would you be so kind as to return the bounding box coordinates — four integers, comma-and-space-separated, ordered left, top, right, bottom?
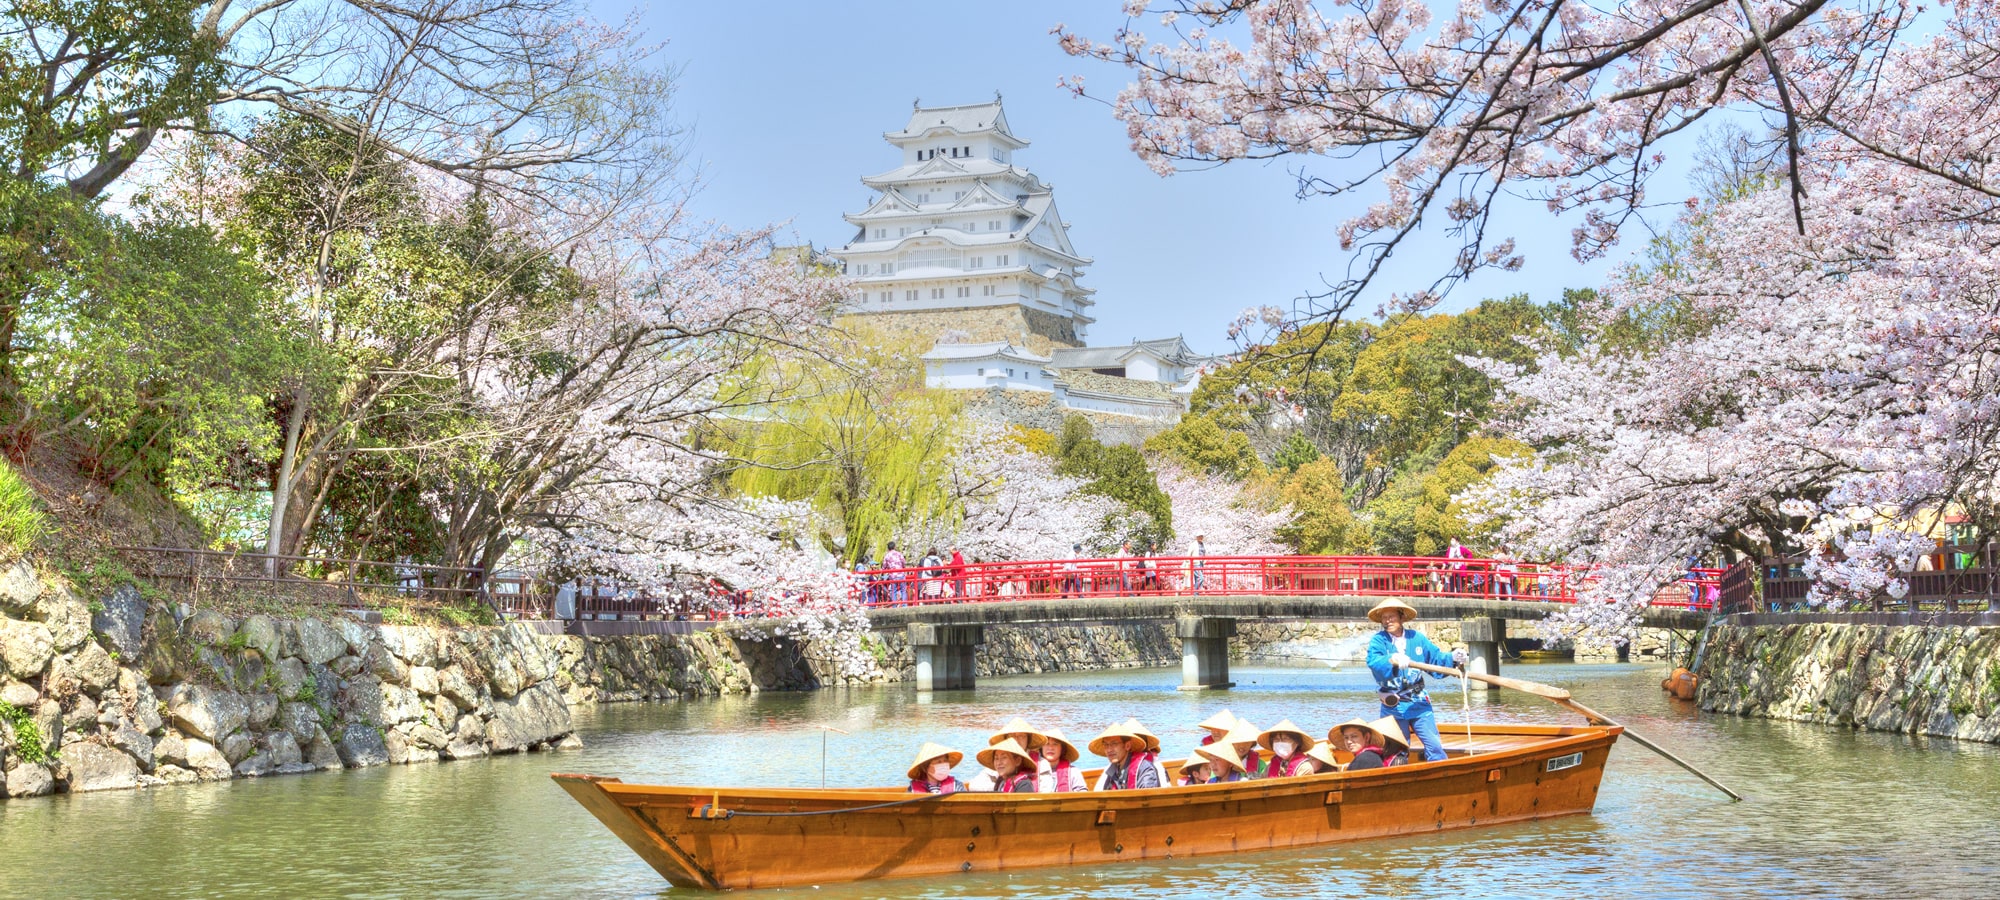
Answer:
0, 700, 55, 764
0, 461, 48, 554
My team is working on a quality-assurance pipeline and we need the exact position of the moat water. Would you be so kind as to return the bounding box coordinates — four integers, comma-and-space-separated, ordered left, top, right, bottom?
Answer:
4, 661, 1995, 898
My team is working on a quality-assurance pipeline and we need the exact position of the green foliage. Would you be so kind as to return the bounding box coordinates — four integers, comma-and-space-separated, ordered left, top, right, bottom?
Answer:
1144, 414, 1261, 479
1272, 431, 1321, 473
0, 460, 47, 552
1055, 416, 1172, 549
381, 607, 418, 626
0, 0, 224, 184
222, 630, 252, 652
723, 336, 966, 561
1278, 458, 1367, 553
0, 700, 55, 764
1409, 436, 1533, 555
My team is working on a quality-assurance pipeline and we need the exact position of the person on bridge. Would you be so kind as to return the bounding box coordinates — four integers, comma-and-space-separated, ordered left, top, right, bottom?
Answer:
1191, 534, 1207, 593
1035, 728, 1088, 792
883, 542, 907, 605
1090, 723, 1161, 790
906, 743, 963, 794
1365, 598, 1467, 763
1256, 720, 1318, 778
976, 739, 1038, 793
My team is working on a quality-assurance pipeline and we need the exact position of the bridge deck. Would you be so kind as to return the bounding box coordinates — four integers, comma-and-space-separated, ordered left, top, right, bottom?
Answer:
865, 593, 1707, 631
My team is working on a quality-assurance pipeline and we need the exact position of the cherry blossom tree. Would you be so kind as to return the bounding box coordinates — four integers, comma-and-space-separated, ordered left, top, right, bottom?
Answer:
1067, 0, 2000, 631
937, 423, 1120, 561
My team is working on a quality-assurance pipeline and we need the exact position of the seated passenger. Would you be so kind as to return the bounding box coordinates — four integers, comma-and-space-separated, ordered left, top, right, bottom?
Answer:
1035, 727, 1088, 792
1219, 721, 1268, 777
1257, 719, 1318, 778
907, 742, 963, 793
1304, 740, 1343, 774
1175, 747, 1214, 786
976, 738, 1038, 793
1090, 723, 1161, 790
1366, 716, 1413, 766
970, 717, 1047, 790
1121, 717, 1171, 786
1195, 740, 1253, 783
1197, 710, 1239, 746
1332, 718, 1407, 771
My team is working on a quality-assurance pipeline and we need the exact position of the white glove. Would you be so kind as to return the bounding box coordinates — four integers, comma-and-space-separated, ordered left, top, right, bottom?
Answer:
1452, 648, 1469, 667
1391, 652, 1412, 669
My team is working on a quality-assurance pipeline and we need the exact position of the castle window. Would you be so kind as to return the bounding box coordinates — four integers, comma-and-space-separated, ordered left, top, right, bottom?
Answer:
906, 290, 917, 301
931, 288, 945, 299
982, 285, 994, 296
880, 292, 892, 302
957, 287, 970, 298
997, 255, 1010, 265
988, 220, 1000, 230
970, 257, 983, 269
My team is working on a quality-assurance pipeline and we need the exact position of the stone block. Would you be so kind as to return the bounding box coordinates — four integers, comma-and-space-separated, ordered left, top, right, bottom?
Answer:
5, 762, 53, 798
1, 678, 37, 708
110, 724, 154, 771
0, 558, 41, 616
486, 681, 570, 753
184, 610, 235, 647
290, 618, 346, 666
437, 666, 480, 710
69, 641, 118, 695
237, 614, 283, 660
37, 583, 92, 653
221, 731, 255, 765
183, 738, 234, 781
61, 741, 142, 792
247, 691, 279, 729
335, 723, 389, 767
93, 584, 147, 659
0, 617, 54, 679
273, 657, 310, 702
166, 683, 249, 745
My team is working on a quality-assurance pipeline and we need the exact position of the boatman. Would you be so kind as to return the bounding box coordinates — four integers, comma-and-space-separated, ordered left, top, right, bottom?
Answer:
1364, 598, 1466, 763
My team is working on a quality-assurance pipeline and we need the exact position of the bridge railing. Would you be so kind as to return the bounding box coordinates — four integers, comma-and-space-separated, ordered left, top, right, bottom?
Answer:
852, 555, 1724, 610
1715, 543, 1998, 614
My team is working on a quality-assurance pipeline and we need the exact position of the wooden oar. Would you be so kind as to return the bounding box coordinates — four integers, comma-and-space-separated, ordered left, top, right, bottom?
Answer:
1407, 661, 1743, 802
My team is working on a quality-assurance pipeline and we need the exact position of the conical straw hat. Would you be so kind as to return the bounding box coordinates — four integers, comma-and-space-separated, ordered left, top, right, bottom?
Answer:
1327, 717, 1377, 746
1175, 746, 1213, 777
989, 717, 1045, 749
1256, 719, 1317, 753
1305, 742, 1343, 771
906, 742, 964, 781
976, 738, 1036, 771
1037, 727, 1081, 763
1365, 716, 1412, 753
1088, 723, 1146, 757
1195, 740, 1249, 775
1368, 598, 1420, 624
1122, 718, 1161, 754
1197, 709, 1239, 735
1221, 722, 1261, 752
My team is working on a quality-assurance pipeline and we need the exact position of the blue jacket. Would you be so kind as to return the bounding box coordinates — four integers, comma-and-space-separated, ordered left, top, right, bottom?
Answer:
1366, 628, 1455, 715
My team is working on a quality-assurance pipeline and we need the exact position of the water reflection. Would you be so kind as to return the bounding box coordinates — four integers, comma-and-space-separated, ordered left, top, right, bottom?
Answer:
2, 662, 1995, 898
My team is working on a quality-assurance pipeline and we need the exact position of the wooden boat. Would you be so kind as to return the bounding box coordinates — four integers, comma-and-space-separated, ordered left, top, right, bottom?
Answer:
552, 721, 1621, 891
1516, 648, 1573, 661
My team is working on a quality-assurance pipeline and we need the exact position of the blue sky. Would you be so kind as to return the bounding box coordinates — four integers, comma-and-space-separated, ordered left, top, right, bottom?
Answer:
622, 1, 1700, 353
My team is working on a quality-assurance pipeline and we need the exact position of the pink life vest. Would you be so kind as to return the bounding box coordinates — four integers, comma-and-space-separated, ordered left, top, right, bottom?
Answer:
1269, 753, 1312, 777
908, 776, 958, 794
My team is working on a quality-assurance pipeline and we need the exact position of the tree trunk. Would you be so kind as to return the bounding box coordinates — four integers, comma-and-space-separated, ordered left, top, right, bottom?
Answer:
264, 383, 308, 569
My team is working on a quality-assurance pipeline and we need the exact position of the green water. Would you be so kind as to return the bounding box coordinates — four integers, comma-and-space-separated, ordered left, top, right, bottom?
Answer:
4, 661, 1995, 898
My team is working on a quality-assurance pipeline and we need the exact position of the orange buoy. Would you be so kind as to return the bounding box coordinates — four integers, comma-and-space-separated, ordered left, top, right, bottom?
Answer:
1662, 668, 1698, 701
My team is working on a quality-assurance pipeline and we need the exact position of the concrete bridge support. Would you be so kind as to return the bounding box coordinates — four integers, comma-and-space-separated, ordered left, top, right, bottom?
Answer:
1460, 616, 1504, 690
908, 624, 983, 692
1176, 616, 1236, 691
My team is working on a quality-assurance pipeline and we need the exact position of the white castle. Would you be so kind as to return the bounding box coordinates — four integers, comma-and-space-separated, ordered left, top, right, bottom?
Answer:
829, 97, 1208, 425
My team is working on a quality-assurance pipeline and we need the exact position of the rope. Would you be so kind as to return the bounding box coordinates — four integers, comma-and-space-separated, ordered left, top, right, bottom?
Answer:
712, 792, 950, 818
1461, 663, 1474, 756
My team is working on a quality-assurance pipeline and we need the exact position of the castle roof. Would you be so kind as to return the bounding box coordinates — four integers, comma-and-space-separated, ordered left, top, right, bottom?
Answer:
920, 340, 1052, 364
887, 100, 1028, 148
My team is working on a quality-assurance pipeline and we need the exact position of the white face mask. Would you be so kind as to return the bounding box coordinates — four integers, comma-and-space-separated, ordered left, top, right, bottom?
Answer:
1273, 739, 1297, 758
928, 761, 952, 781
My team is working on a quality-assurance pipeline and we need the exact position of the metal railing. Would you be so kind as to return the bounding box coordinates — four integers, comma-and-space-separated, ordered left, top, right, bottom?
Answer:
1714, 543, 1998, 614
849, 555, 1724, 610
117, 546, 1726, 621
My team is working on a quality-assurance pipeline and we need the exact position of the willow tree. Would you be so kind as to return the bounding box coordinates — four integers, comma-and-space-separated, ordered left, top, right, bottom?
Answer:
720, 337, 966, 563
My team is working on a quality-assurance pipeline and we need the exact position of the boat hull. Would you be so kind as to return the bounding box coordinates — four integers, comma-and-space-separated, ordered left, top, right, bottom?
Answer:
553, 723, 1620, 891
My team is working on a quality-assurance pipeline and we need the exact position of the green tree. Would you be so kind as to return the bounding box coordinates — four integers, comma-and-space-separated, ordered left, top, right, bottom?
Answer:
1143, 413, 1260, 479
1277, 457, 1366, 553
1272, 431, 1321, 473
1055, 415, 1172, 549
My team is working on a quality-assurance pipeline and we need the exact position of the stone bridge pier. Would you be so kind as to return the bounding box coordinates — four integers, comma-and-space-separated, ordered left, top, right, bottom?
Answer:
1177, 616, 1236, 691
907, 623, 983, 692
1460, 616, 1504, 689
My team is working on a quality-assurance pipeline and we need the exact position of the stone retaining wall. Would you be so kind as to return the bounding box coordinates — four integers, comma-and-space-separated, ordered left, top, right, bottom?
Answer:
2, 562, 577, 799
1697, 623, 2000, 743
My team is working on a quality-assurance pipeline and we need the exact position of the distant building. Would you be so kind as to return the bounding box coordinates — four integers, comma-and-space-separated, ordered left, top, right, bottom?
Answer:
828, 97, 1216, 434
